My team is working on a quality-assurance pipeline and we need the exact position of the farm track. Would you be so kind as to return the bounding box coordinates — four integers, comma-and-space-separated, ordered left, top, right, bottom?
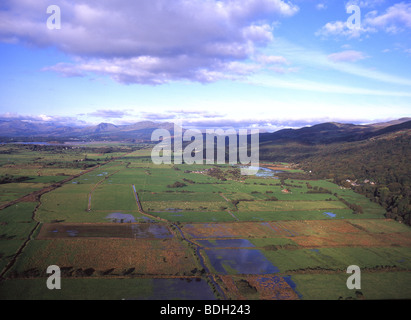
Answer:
132, 185, 168, 223
0, 205, 41, 280
132, 186, 227, 299
226, 209, 239, 221
0, 152, 135, 212
87, 168, 123, 211
170, 222, 227, 300
218, 193, 239, 221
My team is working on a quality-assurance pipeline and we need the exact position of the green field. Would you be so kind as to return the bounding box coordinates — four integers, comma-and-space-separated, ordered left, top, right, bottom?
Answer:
0, 144, 410, 300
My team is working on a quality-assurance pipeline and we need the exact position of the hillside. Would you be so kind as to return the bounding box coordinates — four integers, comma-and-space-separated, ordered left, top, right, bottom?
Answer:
260, 126, 411, 225
260, 118, 411, 145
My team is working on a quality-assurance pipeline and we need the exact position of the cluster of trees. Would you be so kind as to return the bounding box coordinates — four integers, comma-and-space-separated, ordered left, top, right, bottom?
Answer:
206, 167, 243, 181
167, 181, 187, 188
306, 184, 332, 194
335, 195, 364, 214
206, 167, 226, 180
0, 174, 30, 184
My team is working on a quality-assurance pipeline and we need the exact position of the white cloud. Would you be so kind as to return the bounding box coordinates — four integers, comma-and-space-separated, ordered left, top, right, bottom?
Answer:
0, 112, 85, 126
242, 24, 274, 43
315, 20, 375, 39
364, 2, 411, 33
328, 50, 368, 63
0, 0, 299, 85
263, 38, 411, 86
255, 54, 289, 64
345, 0, 386, 9
44, 56, 265, 84
88, 110, 131, 119
316, 2, 411, 39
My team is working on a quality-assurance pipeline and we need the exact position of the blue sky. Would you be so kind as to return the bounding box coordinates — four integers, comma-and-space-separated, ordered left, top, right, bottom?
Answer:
0, 0, 410, 131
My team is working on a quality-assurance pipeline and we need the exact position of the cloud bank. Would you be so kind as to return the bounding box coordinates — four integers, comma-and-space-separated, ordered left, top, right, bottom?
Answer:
0, 0, 299, 84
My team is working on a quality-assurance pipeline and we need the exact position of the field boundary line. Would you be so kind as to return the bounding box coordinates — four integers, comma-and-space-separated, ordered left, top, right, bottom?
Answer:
0, 152, 136, 282
87, 168, 123, 212
0, 153, 134, 213
131, 185, 168, 223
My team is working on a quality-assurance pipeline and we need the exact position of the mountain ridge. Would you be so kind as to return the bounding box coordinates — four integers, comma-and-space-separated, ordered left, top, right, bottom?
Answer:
260, 118, 411, 145
0, 120, 175, 141
0, 117, 410, 143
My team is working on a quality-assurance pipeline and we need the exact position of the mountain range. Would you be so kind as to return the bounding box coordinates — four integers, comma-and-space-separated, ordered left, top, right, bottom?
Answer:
259, 117, 411, 145
0, 120, 175, 142
0, 117, 410, 144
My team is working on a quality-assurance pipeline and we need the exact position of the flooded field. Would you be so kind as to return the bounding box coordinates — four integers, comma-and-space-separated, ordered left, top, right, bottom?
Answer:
323, 212, 337, 218
237, 166, 282, 178
197, 239, 255, 248
204, 249, 279, 274
37, 223, 173, 239
2, 147, 410, 300
134, 278, 216, 300
105, 213, 136, 223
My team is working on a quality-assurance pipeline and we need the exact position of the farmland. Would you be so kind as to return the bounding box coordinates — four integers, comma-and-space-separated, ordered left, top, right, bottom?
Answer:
0, 143, 410, 300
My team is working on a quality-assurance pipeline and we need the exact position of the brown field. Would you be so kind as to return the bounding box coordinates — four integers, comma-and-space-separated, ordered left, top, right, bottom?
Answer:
182, 220, 411, 249
37, 223, 173, 240
272, 220, 362, 236
347, 219, 411, 234
11, 238, 198, 277
182, 220, 371, 239
292, 232, 411, 248
182, 222, 278, 239
218, 275, 299, 300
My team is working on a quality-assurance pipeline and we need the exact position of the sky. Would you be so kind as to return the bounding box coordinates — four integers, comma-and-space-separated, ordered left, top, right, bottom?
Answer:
0, 0, 410, 132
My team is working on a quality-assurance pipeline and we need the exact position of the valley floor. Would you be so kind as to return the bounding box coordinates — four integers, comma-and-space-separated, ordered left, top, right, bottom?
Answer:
0, 146, 410, 300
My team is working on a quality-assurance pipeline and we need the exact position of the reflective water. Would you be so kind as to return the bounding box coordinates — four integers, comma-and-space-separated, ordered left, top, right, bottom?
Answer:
323, 212, 336, 218
106, 213, 136, 223
238, 166, 282, 178
130, 224, 172, 239
44, 223, 172, 239
205, 249, 279, 274
197, 239, 255, 248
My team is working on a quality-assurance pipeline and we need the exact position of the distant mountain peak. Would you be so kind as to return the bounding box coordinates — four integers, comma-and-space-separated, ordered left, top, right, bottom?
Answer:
94, 123, 119, 132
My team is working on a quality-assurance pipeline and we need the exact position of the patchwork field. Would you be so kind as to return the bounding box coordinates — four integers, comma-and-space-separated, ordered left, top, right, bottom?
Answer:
0, 145, 410, 300
8, 237, 197, 278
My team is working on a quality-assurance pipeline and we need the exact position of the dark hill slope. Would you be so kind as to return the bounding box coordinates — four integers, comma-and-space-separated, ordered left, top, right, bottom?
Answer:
260, 126, 411, 225
260, 119, 411, 145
